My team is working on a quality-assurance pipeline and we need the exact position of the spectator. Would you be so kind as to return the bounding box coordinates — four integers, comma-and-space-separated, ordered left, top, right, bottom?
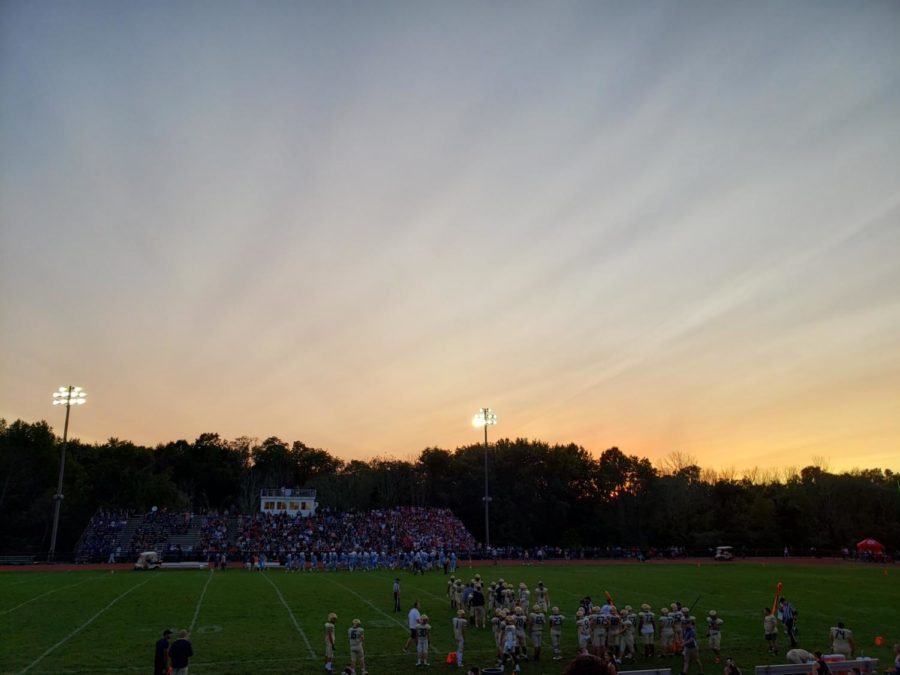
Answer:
153, 629, 171, 675
812, 651, 830, 675
169, 629, 193, 675
724, 657, 742, 675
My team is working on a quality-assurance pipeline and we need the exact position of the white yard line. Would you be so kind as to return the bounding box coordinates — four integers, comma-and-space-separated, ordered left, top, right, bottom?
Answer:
407, 584, 445, 605
188, 571, 214, 633
1, 576, 104, 616
7, 574, 66, 587
554, 585, 582, 599
260, 573, 316, 658
326, 578, 441, 655
18, 574, 158, 675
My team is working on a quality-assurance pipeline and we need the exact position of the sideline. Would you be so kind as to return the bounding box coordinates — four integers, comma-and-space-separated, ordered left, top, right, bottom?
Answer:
7, 646, 512, 673
259, 573, 316, 658
18, 574, 159, 674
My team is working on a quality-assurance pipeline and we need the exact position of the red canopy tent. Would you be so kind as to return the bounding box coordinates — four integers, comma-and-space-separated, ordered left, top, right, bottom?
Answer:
856, 538, 885, 555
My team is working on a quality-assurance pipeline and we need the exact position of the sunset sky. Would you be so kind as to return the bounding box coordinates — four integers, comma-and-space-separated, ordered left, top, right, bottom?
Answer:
2, 1, 899, 473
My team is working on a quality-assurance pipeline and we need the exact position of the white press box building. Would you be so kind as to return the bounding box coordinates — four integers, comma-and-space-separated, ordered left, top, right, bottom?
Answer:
259, 487, 318, 516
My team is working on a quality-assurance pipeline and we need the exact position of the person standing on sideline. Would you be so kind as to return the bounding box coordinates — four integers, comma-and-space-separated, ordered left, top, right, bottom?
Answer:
681, 616, 703, 675
707, 610, 723, 664
169, 629, 193, 675
324, 613, 337, 673
348, 619, 367, 675
779, 598, 798, 648
153, 629, 172, 675
393, 578, 402, 612
416, 614, 432, 667
763, 608, 778, 655
453, 609, 468, 667
404, 601, 421, 652
472, 584, 486, 628
548, 606, 566, 661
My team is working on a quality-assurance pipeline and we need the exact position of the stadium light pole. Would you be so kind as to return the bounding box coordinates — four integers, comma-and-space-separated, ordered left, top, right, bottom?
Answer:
472, 408, 497, 551
49, 385, 86, 562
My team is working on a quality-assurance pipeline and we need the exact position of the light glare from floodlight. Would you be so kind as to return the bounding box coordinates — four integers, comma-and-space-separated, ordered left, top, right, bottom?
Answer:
472, 408, 497, 428
53, 386, 87, 406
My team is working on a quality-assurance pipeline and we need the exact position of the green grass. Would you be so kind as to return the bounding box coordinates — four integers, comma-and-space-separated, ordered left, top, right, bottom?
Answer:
0, 561, 897, 675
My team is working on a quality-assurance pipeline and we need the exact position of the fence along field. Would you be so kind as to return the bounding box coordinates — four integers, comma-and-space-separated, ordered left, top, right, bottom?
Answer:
0, 560, 895, 675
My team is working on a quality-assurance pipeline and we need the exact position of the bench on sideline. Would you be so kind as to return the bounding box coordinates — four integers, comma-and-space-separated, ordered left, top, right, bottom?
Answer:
755, 658, 879, 675
0, 555, 35, 565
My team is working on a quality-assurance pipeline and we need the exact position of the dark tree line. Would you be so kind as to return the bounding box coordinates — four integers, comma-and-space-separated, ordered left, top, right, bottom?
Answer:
1, 418, 898, 556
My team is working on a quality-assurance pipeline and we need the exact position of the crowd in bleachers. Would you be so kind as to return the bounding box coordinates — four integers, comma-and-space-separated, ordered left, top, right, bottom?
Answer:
198, 514, 229, 554
227, 506, 476, 563
127, 509, 192, 556
74, 508, 129, 562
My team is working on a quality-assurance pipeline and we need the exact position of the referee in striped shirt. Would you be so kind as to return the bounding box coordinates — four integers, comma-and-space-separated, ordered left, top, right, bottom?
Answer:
779, 598, 798, 648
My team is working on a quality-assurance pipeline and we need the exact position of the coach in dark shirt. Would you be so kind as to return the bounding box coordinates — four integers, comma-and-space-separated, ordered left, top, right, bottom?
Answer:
153, 629, 171, 675
471, 585, 486, 627
169, 629, 193, 674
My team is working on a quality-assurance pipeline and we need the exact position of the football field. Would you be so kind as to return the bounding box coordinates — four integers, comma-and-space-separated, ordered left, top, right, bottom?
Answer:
0, 560, 895, 675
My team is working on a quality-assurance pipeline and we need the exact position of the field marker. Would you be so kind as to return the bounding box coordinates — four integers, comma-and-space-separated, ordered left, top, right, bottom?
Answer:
260, 573, 316, 658
188, 571, 214, 633
18, 573, 158, 674
326, 578, 441, 655
1, 576, 105, 616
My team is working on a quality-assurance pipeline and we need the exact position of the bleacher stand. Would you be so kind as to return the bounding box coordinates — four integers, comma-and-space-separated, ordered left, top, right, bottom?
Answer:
127, 509, 191, 556
74, 509, 129, 563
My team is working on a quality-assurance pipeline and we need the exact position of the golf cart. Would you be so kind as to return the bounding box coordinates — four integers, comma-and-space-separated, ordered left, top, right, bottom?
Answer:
714, 546, 734, 561
134, 550, 161, 570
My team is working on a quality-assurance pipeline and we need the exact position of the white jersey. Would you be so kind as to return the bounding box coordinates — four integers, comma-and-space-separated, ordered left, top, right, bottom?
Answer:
453, 617, 467, 641
830, 627, 852, 653
578, 617, 591, 640
408, 607, 421, 630
503, 625, 517, 651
